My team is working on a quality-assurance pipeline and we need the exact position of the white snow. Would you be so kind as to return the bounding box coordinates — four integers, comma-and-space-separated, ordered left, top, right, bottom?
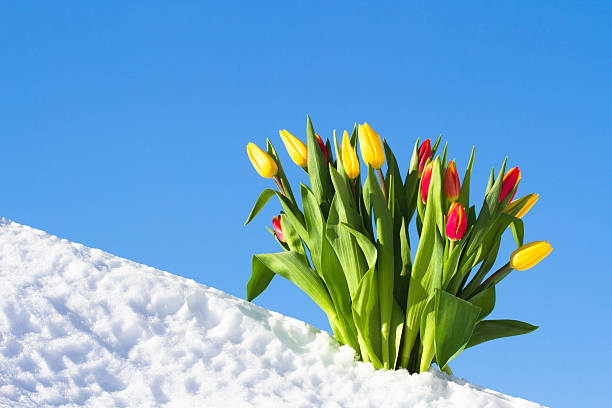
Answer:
0, 217, 545, 407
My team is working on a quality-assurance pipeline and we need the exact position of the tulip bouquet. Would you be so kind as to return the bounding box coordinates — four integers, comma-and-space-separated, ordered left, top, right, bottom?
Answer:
244, 116, 552, 373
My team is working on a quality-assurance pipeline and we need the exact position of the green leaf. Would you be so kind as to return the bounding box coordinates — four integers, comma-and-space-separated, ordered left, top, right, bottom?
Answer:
363, 165, 395, 368
458, 147, 475, 210
434, 290, 481, 370
281, 213, 307, 257
442, 231, 471, 290
326, 194, 368, 299
466, 319, 538, 349
301, 184, 358, 350
400, 159, 444, 368
419, 294, 436, 372
246, 256, 276, 301
306, 116, 333, 215
266, 139, 296, 203
510, 218, 524, 247
244, 189, 276, 226
340, 222, 378, 269
404, 139, 420, 221
252, 252, 335, 316
441, 142, 448, 169
351, 266, 383, 369
431, 134, 442, 156
467, 285, 495, 320
396, 217, 411, 311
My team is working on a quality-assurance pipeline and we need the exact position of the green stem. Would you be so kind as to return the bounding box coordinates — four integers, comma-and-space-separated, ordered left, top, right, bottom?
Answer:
273, 175, 286, 197
478, 262, 514, 292
376, 168, 388, 201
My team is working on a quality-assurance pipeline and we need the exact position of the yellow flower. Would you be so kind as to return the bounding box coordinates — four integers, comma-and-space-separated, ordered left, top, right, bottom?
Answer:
247, 143, 278, 178
279, 130, 307, 168
505, 194, 539, 218
341, 130, 360, 180
358, 122, 385, 169
510, 241, 553, 271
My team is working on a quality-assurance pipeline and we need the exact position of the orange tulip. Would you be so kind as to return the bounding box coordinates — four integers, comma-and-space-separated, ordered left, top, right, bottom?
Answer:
444, 160, 460, 201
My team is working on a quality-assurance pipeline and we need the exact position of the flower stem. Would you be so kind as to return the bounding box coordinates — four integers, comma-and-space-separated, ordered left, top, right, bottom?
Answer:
478, 263, 514, 293
273, 176, 286, 197
376, 168, 387, 200
449, 240, 455, 253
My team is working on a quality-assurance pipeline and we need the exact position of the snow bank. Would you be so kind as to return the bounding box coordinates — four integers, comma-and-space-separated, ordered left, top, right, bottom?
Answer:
0, 218, 545, 407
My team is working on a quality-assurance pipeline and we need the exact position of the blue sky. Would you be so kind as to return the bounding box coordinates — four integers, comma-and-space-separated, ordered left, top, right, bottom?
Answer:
1, 2, 610, 406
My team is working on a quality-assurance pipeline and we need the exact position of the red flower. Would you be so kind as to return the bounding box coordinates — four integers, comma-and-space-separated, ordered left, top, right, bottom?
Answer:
446, 202, 467, 241
418, 139, 431, 175
500, 167, 521, 204
443, 160, 460, 201
272, 215, 285, 243
315, 133, 329, 163
420, 161, 434, 204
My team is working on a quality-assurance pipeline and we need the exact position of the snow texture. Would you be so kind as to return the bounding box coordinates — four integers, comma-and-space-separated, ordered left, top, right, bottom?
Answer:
0, 218, 545, 407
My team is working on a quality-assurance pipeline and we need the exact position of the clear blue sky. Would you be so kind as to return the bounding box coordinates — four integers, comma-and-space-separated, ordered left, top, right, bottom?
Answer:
1, 2, 610, 406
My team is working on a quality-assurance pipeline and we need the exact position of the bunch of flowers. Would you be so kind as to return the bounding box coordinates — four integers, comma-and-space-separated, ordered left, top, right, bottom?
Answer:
245, 117, 552, 373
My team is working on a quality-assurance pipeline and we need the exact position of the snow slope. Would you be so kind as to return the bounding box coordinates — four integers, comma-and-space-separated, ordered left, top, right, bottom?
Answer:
0, 218, 545, 407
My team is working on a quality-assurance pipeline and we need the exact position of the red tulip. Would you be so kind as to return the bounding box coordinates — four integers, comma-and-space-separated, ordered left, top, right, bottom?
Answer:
272, 215, 285, 243
315, 133, 329, 163
444, 160, 460, 201
446, 202, 467, 241
420, 161, 434, 204
500, 167, 521, 204
418, 139, 431, 175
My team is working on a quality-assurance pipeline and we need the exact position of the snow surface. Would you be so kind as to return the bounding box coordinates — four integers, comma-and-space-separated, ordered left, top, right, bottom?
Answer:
0, 218, 546, 408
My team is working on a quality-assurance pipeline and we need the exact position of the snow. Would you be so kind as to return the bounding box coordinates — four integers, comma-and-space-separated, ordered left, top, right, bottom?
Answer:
0, 218, 545, 407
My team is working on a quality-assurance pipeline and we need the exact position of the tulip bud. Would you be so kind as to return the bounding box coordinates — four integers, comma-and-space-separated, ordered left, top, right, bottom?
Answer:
247, 143, 278, 178
272, 215, 285, 243
341, 130, 360, 180
420, 161, 434, 204
418, 139, 431, 175
446, 202, 467, 241
358, 122, 385, 169
500, 166, 521, 203
510, 241, 553, 271
505, 193, 539, 219
315, 133, 329, 163
279, 130, 307, 168
444, 160, 460, 201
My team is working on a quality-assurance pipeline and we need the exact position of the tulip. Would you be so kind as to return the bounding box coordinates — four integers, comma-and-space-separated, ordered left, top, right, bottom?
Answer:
418, 139, 431, 175
341, 130, 360, 180
444, 160, 460, 201
272, 215, 285, 243
505, 194, 539, 218
247, 143, 278, 178
279, 130, 307, 168
358, 123, 385, 170
510, 241, 553, 271
420, 161, 434, 204
315, 133, 329, 163
500, 166, 521, 203
446, 202, 467, 241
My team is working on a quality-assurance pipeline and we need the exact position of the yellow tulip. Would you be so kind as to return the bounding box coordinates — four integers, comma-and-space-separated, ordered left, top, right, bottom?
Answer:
247, 142, 278, 178
279, 130, 307, 168
341, 130, 360, 180
505, 194, 539, 218
358, 122, 385, 169
510, 241, 553, 271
